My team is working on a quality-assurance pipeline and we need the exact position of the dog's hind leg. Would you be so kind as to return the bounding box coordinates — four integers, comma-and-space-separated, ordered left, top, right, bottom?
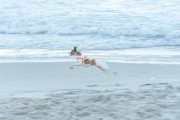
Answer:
95, 66, 109, 73
95, 66, 118, 75
107, 69, 119, 75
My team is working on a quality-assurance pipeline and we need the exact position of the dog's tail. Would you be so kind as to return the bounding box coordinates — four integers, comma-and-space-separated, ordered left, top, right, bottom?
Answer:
105, 53, 111, 60
105, 53, 116, 61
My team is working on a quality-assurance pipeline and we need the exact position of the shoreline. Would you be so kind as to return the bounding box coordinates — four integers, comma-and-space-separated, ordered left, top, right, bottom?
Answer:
1, 60, 180, 65
0, 46, 180, 64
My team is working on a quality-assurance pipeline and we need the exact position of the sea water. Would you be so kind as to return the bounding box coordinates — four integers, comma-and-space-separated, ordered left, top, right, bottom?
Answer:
0, 0, 179, 63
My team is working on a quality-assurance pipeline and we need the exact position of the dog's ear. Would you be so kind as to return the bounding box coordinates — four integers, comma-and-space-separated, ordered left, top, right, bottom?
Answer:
74, 46, 77, 52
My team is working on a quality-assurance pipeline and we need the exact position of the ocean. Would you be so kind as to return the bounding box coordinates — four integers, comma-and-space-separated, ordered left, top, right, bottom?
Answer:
0, 0, 180, 63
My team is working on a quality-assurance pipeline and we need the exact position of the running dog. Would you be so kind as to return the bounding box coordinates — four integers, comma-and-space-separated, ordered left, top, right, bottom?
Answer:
69, 46, 116, 74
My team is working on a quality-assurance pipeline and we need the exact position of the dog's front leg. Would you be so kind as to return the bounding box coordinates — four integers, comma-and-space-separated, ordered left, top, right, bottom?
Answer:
69, 63, 82, 69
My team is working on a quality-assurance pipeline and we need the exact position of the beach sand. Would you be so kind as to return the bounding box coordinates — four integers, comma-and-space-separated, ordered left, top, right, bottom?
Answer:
0, 62, 180, 120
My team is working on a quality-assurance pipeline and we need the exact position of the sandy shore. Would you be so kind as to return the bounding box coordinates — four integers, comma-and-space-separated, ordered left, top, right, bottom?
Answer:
0, 62, 180, 93
0, 62, 180, 120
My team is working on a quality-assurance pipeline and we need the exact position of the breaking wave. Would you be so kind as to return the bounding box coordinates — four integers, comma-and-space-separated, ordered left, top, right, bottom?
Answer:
0, 0, 180, 63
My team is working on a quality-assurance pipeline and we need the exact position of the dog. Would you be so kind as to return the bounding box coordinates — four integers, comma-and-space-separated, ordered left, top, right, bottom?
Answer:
69, 46, 117, 74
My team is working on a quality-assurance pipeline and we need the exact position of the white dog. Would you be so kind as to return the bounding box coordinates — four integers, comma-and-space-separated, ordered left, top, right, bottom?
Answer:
69, 46, 117, 74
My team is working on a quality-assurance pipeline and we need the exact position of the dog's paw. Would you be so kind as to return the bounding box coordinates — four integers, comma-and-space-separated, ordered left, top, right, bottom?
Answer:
113, 71, 119, 75
69, 66, 73, 69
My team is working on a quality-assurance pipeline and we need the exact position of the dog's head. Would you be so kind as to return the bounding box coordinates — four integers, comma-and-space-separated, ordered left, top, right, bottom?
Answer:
69, 46, 82, 56
69, 46, 77, 56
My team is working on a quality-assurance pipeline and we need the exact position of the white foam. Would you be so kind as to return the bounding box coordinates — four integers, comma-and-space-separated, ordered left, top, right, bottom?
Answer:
0, 0, 179, 49
0, 47, 180, 64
